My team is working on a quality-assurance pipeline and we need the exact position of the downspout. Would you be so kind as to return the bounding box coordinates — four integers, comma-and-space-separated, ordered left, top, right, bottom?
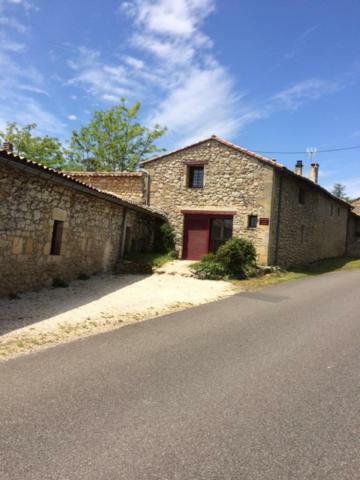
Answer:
139, 168, 150, 206
274, 173, 283, 266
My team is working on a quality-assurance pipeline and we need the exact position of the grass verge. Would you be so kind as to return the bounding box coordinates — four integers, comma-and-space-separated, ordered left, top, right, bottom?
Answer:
237, 257, 360, 290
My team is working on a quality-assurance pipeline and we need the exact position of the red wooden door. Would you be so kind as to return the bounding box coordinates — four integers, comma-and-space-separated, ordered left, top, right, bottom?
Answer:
183, 216, 210, 260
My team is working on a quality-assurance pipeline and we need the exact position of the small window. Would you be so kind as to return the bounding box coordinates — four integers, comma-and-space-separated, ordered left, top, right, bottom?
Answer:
299, 188, 306, 204
330, 204, 334, 216
50, 220, 64, 255
248, 215, 258, 228
188, 166, 204, 188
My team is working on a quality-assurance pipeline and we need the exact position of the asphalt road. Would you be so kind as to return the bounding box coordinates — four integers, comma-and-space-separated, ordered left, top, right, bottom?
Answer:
1, 270, 360, 480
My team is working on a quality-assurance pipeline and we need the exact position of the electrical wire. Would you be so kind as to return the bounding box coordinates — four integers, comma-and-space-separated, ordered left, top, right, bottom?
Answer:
253, 145, 360, 155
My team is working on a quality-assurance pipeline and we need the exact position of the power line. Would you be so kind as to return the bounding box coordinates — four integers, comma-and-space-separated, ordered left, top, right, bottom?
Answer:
253, 145, 360, 155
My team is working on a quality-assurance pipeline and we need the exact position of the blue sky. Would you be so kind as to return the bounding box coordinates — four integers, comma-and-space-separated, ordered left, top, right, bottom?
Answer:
1, 0, 360, 195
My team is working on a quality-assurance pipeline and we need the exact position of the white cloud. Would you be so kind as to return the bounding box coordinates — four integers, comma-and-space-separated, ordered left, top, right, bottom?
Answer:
122, 0, 215, 38
271, 79, 342, 110
0, 39, 64, 137
123, 55, 144, 69
116, 0, 249, 143
67, 114, 77, 121
0, 15, 27, 32
18, 84, 48, 95
1, 0, 37, 12
151, 65, 262, 144
65, 1, 348, 148
68, 49, 138, 102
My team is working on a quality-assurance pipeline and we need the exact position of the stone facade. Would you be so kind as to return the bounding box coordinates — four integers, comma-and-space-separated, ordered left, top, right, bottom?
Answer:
273, 172, 349, 266
351, 198, 360, 216
144, 138, 275, 264
67, 172, 146, 204
0, 153, 163, 296
142, 136, 351, 267
347, 212, 360, 257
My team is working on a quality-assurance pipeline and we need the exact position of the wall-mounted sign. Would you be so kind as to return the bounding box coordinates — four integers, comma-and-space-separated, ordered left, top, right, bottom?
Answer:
259, 218, 269, 226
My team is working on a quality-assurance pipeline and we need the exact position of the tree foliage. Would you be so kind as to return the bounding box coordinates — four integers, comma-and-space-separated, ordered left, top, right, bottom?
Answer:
331, 183, 350, 202
68, 99, 166, 171
0, 122, 66, 169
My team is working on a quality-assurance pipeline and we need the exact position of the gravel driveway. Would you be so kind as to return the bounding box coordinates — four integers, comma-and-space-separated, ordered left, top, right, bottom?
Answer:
0, 266, 238, 359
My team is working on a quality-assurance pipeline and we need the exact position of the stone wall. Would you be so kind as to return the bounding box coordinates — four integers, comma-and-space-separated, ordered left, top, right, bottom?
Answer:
346, 213, 360, 257
351, 198, 360, 216
0, 159, 160, 296
67, 172, 146, 205
273, 172, 350, 267
144, 138, 275, 264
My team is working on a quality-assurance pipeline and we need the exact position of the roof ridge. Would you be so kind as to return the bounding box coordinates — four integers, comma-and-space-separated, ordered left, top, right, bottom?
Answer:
140, 134, 283, 169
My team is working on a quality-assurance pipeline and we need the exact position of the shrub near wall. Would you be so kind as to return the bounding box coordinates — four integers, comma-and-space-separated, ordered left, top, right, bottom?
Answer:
192, 237, 257, 280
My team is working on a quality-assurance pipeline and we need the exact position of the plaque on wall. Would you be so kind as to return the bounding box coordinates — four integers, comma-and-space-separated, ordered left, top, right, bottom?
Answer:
259, 218, 269, 226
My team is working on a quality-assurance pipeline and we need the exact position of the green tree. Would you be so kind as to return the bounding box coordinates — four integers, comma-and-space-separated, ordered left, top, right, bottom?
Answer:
331, 183, 350, 202
68, 99, 166, 171
0, 122, 66, 169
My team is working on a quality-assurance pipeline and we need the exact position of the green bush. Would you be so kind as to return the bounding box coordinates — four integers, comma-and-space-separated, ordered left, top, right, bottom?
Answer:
154, 222, 176, 253
216, 237, 256, 277
192, 237, 257, 280
192, 258, 227, 280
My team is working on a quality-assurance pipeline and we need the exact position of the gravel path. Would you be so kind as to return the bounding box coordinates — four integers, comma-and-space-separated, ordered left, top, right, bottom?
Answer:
0, 270, 238, 359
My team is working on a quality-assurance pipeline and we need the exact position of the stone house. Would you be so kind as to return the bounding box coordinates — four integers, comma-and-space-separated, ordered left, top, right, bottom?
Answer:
138, 135, 351, 267
69, 135, 352, 267
0, 148, 165, 296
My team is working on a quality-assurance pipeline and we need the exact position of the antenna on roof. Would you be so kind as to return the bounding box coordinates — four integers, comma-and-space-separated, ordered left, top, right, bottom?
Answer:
306, 147, 317, 162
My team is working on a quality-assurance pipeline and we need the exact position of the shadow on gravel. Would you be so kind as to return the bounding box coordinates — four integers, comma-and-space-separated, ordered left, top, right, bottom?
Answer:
0, 274, 146, 336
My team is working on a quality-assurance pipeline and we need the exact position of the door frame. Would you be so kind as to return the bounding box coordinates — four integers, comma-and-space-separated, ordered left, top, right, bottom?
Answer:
182, 212, 235, 260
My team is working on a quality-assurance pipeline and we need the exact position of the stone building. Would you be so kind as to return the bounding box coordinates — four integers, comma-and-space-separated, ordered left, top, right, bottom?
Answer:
351, 197, 360, 215
68, 171, 147, 205
139, 135, 351, 267
0, 148, 165, 296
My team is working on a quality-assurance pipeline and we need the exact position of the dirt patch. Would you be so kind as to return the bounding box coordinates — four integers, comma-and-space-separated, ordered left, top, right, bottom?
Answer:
0, 271, 239, 360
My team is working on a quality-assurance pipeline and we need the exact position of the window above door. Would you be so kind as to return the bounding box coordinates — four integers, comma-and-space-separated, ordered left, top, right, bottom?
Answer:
188, 166, 204, 188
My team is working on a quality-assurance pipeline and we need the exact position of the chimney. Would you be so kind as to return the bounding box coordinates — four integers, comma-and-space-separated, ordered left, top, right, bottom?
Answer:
295, 160, 303, 176
309, 163, 319, 184
2, 141, 13, 153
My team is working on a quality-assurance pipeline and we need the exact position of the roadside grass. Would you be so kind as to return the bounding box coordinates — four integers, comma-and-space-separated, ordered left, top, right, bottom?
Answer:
124, 251, 174, 268
237, 257, 360, 290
